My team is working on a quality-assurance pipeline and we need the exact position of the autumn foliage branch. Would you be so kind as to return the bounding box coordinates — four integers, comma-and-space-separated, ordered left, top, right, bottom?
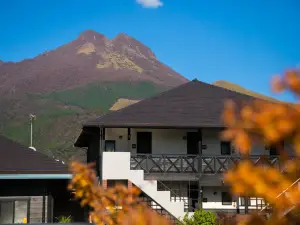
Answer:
222, 69, 300, 225
68, 162, 171, 225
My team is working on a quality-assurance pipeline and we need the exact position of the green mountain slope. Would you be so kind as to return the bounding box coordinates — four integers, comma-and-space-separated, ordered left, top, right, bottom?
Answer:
1, 81, 167, 160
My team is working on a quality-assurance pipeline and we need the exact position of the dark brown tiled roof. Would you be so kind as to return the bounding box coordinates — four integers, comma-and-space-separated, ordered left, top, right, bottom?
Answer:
75, 80, 256, 147
0, 135, 69, 174
84, 80, 255, 128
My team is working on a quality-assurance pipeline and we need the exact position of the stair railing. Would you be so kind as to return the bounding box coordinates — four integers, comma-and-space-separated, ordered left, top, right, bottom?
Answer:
156, 180, 195, 212
260, 177, 300, 216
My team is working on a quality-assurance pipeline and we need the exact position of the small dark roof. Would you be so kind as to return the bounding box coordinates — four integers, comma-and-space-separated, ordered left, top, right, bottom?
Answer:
75, 80, 256, 147
0, 135, 69, 174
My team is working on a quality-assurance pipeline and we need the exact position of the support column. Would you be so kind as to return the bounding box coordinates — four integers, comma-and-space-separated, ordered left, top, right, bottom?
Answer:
198, 185, 203, 209
42, 188, 46, 223
236, 196, 240, 214
245, 196, 249, 214
127, 128, 131, 152
197, 129, 203, 209
98, 127, 105, 185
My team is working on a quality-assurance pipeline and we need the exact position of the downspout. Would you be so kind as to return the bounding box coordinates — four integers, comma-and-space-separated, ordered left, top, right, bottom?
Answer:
98, 126, 103, 186
198, 128, 203, 209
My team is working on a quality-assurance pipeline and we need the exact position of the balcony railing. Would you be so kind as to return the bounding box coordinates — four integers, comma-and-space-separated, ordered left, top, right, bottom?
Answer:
130, 154, 296, 174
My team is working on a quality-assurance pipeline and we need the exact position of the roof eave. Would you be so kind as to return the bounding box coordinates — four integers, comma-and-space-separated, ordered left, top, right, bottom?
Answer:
82, 123, 225, 129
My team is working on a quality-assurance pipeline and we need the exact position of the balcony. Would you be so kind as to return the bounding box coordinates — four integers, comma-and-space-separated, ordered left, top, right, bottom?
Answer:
130, 154, 294, 174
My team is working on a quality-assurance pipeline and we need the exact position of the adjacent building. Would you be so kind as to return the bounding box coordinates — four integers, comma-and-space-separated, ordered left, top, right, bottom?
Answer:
0, 135, 86, 224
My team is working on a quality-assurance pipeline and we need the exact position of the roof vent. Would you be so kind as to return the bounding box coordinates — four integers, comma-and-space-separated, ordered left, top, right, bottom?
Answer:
29, 146, 37, 151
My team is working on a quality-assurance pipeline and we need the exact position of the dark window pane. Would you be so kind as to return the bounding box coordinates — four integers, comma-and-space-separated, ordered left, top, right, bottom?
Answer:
222, 192, 232, 205
105, 140, 116, 152
266, 141, 284, 156
221, 142, 231, 155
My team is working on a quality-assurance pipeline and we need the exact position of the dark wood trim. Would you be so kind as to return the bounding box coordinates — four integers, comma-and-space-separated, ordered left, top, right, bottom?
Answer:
127, 128, 131, 140
12, 200, 15, 223
145, 173, 200, 181
42, 191, 46, 223
99, 127, 104, 185
27, 198, 31, 223
245, 196, 249, 214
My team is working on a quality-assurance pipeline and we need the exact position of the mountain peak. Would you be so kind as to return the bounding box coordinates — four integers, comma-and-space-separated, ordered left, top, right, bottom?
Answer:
115, 32, 130, 38
78, 30, 107, 42
112, 33, 157, 60
113, 32, 135, 43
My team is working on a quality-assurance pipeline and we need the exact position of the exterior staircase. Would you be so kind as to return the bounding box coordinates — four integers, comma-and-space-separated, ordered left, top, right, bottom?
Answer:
102, 152, 186, 221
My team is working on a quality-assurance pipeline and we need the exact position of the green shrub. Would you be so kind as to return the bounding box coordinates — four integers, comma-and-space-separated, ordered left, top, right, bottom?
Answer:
179, 209, 217, 225
56, 215, 72, 223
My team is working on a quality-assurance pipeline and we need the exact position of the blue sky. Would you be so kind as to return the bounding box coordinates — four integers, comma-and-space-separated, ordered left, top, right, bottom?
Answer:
0, 0, 299, 101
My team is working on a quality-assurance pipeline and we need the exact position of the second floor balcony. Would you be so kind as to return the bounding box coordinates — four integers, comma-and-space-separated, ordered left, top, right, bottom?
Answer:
130, 154, 294, 175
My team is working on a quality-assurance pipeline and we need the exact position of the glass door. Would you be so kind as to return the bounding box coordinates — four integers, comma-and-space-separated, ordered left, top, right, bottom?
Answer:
0, 199, 29, 224
0, 201, 14, 224
14, 200, 28, 223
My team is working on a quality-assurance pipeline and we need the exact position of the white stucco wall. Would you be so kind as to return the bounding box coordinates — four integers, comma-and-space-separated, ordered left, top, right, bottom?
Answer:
105, 128, 198, 154
104, 128, 274, 156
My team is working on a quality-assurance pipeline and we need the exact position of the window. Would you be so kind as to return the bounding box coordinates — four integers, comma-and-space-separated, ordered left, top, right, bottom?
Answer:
221, 142, 231, 155
105, 140, 116, 152
265, 141, 284, 156
0, 199, 29, 224
221, 192, 232, 205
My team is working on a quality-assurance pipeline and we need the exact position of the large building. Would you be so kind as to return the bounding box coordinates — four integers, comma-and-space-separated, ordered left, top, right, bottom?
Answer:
75, 80, 290, 222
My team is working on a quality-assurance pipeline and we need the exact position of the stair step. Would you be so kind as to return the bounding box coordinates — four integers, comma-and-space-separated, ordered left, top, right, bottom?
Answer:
128, 169, 184, 220
155, 191, 171, 202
